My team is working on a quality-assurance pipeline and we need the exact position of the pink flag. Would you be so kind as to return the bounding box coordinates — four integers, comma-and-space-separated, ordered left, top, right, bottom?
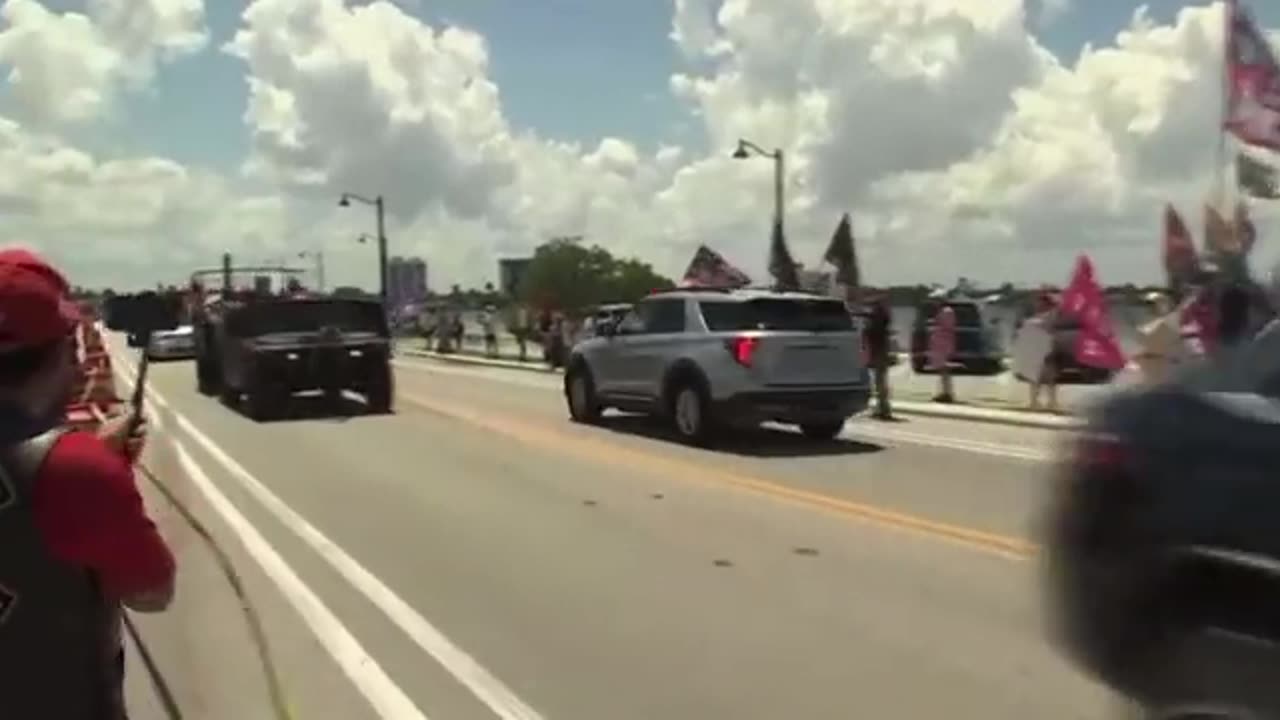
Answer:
1059, 255, 1127, 370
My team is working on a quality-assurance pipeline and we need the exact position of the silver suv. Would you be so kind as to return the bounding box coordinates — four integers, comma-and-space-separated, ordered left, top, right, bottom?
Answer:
563, 288, 871, 445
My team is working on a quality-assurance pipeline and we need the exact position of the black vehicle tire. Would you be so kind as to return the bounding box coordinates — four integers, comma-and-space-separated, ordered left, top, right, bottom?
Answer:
564, 363, 601, 424
196, 357, 218, 396
668, 378, 716, 447
219, 378, 239, 407
245, 383, 281, 422
366, 364, 394, 415
975, 358, 1004, 375
800, 420, 845, 441
1137, 627, 1280, 720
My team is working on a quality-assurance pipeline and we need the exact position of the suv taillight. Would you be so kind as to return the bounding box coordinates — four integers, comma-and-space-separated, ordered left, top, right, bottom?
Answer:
726, 336, 758, 367
1074, 434, 1129, 471
1059, 433, 1144, 551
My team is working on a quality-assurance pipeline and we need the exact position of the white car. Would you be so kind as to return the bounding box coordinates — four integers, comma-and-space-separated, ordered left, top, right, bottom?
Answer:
147, 325, 196, 360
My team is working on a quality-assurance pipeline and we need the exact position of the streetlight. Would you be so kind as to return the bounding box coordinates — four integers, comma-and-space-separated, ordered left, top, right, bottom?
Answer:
298, 251, 326, 292
732, 138, 785, 236
339, 192, 387, 308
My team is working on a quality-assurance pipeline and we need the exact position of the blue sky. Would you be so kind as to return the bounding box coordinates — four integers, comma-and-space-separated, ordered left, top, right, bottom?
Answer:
19, 1, 1280, 180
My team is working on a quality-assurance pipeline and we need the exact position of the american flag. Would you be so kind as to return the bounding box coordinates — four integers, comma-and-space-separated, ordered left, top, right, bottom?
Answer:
681, 245, 752, 288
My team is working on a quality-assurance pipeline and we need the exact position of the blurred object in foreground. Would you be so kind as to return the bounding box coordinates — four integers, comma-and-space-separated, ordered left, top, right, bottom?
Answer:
1042, 328, 1280, 718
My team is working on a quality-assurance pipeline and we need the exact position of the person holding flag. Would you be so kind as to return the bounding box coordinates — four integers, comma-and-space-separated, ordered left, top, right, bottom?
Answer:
822, 214, 892, 415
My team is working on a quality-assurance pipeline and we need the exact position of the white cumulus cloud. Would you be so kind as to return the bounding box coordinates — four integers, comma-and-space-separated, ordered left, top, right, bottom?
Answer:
2, 0, 1279, 292
0, 0, 207, 125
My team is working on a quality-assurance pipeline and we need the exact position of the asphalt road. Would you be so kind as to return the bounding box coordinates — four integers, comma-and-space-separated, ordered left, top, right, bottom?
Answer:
111, 343, 1118, 720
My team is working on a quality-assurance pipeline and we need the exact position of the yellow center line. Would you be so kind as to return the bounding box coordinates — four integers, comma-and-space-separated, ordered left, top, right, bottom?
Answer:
398, 391, 1041, 562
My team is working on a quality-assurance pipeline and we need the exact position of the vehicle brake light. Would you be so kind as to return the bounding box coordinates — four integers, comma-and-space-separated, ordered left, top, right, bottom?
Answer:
1073, 433, 1129, 471
726, 336, 758, 367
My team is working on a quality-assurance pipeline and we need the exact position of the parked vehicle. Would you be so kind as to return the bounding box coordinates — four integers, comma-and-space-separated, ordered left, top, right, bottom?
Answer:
146, 324, 196, 361
564, 288, 871, 445
1042, 331, 1280, 718
581, 303, 633, 339
909, 298, 1004, 374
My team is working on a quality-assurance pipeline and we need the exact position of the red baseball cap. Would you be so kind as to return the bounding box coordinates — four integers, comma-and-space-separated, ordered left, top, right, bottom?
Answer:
0, 248, 81, 352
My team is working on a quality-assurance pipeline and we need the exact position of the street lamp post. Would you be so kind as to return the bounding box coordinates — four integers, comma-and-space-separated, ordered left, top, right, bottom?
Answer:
732, 138, 785, 235
339, 192, 388, 308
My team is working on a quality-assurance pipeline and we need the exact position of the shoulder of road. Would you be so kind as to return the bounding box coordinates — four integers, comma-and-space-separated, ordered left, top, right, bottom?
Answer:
395, 346, 1084, 431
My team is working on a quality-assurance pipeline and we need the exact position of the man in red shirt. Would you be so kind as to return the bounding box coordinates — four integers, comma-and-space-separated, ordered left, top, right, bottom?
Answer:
0, 248, 176, 719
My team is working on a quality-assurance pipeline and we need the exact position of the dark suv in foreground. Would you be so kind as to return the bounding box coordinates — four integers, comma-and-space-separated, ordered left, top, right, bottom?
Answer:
1043, 329, 1280, 718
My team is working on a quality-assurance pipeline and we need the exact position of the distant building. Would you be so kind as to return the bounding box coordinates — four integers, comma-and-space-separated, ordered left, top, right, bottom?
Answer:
498, 257, 532, 298
388, 256, 428, 308
253, 275, 272, 294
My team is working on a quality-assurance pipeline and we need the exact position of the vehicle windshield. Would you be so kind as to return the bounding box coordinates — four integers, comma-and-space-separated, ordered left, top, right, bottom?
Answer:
700, 298, 854, 332
921, 302, 983, 328
227, 301, 387, 337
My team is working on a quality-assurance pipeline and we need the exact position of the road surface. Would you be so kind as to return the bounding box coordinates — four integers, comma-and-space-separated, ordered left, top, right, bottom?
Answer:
112, 345, 1118, 720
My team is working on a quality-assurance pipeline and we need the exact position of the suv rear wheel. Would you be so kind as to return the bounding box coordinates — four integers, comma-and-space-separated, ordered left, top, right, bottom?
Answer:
366, 364, 393, 414
1138, 626, 1280, 720
670, 382, 715, 446
565, 364, 601, 424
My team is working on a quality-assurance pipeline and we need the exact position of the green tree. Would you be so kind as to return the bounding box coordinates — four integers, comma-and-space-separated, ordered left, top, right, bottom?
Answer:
519, 238, 673, 313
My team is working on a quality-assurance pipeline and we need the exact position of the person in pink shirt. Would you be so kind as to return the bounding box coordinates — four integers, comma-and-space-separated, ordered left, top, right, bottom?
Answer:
929, 304, 956, 403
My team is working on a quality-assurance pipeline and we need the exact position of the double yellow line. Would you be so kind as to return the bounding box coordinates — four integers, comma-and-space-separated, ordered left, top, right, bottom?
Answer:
398, 391, 1039, 561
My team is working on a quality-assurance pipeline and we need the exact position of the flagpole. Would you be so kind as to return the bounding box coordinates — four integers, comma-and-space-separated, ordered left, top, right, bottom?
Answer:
1218, 0, 1239, 260
1216, 0, 1232, 209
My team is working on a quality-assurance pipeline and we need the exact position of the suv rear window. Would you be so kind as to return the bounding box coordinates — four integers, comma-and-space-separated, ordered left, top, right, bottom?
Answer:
228, 301, 387, 336
700, 299, 853, 332
920, 302, 982, 327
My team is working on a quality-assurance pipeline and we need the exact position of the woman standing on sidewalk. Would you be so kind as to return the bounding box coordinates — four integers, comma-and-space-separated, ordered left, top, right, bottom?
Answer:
929, 303, 956, 404
1027, 292, 1061, 413
1129, 292, 1184, 386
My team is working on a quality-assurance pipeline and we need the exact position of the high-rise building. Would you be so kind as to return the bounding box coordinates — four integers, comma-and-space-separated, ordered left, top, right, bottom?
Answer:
498, 257, 532, 297
388, 256, 428, 307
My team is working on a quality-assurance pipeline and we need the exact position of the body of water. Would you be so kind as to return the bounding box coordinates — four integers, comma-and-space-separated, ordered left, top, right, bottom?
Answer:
434, 302, 1157, 357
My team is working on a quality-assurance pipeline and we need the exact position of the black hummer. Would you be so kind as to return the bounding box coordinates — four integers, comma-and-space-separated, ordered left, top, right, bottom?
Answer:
192, 271, 393, 420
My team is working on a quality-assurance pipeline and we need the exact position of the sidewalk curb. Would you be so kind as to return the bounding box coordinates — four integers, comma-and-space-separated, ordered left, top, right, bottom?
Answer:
397, 348, 1080, 431
886, 400, 1081, 431
400, 348, 560, 374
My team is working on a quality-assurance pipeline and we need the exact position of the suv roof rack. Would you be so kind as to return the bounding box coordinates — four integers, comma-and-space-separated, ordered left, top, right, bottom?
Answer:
648, 286, 731, 295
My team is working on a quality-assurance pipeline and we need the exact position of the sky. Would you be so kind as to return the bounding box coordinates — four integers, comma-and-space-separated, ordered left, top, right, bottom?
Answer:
0, 0, 1278, 292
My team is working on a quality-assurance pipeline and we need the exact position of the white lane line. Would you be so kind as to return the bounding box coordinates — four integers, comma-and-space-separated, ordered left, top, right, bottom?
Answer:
841, 425, 1052, 463
392, 358, 558, 392
108, 360, 430, 719
394, 356, 1054, 463
114, 354, 547, 720
172, 438, 431, 720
